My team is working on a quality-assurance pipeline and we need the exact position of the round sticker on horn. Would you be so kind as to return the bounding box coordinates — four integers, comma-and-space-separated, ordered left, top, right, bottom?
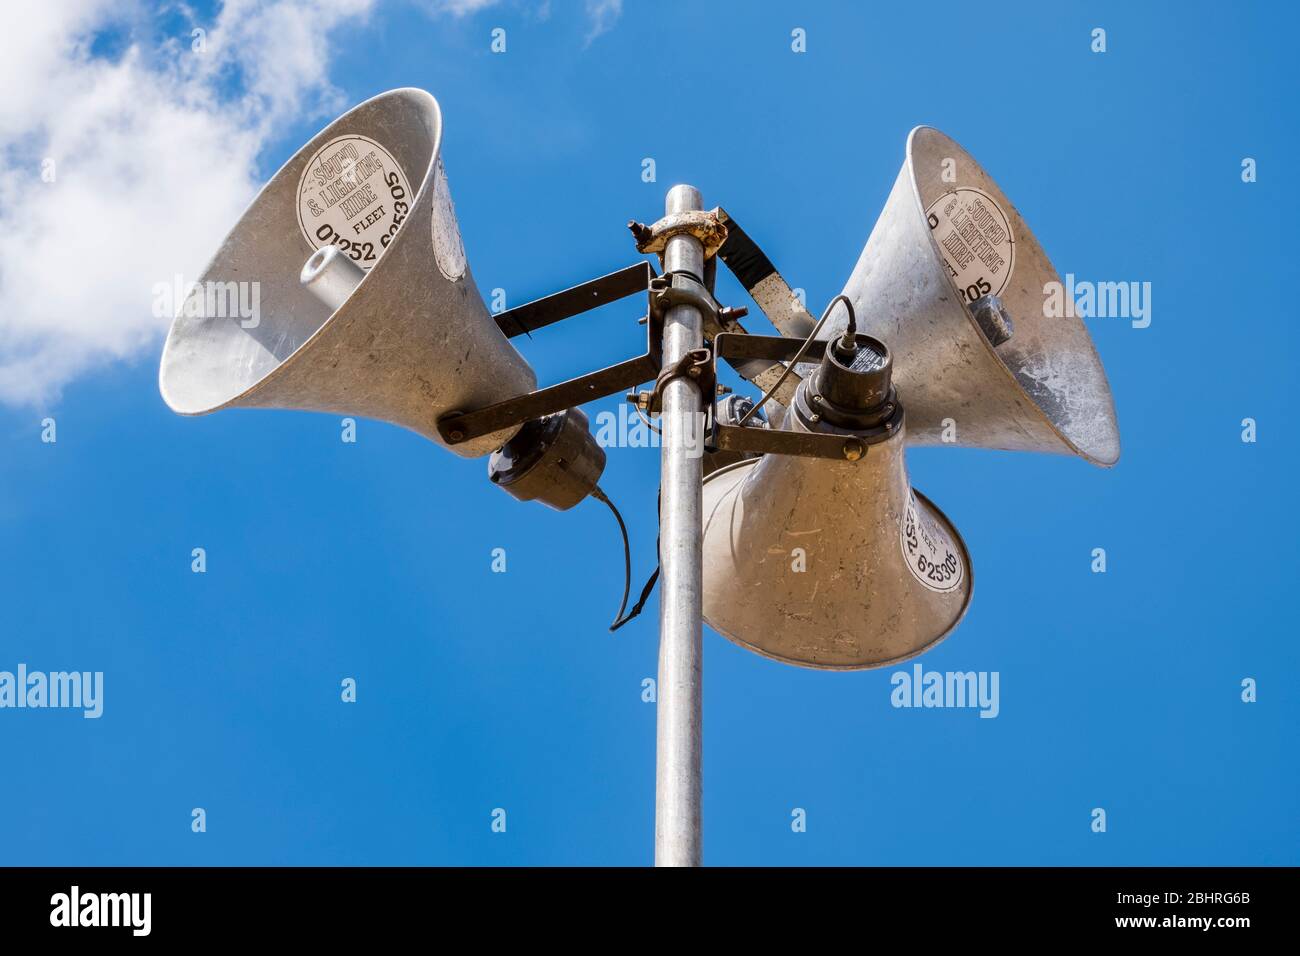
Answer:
296, 134, 414, 271
429, 159, 467, 282
900, 492, 964, 592
924, 187, 1015, 305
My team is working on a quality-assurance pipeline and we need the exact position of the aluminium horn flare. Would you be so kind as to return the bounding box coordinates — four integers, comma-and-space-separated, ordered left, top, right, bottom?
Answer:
834, 126, 1121, 466
158, 88, 535, 457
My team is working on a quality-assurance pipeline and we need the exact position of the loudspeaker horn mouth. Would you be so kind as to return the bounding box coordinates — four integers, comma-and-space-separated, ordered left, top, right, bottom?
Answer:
700, 438, 974, 671
906, 125, 1120, 467
160, 89, 444, 416
158, 87, 535, 456
839, 126, 1121, 467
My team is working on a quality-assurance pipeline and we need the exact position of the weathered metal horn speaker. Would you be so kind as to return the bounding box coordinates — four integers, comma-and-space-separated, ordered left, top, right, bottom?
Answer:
836, 126, 1120, 466
702, 332, 972, 670
159, 88, 534, 457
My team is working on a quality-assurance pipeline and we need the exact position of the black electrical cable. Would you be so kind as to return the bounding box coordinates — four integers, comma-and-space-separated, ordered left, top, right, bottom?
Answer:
613, 486, 662, 632
736, 294, 857, 426
591, 484, 660, 633
591, 485, 632, 631
614, 564, 659, 632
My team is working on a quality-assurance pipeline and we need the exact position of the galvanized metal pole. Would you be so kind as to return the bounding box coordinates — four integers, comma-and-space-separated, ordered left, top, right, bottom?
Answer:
655, 184, 705, 866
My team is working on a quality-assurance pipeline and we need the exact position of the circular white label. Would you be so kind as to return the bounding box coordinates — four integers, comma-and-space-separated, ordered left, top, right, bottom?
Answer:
900, 492, 965, 592
296, 134, 414, 272
924, 187, 1015, 305
429, 159, 466, 282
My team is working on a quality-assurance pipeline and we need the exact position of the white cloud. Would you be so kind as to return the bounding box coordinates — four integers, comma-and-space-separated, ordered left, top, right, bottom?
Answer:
420, 0, 616, 36
414, 0, 502, 16
583, 0, 622, 45
0, 0, 374, 407
0, 0, 623, 407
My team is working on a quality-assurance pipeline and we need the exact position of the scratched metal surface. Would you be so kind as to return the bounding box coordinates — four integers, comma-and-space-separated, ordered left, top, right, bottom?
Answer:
834, 127, 1120, 467
701, 415, 972, 670
159, 88, 535, 458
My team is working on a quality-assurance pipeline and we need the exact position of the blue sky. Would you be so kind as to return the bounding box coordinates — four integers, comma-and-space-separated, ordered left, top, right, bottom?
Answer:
0, 0, 1295, 865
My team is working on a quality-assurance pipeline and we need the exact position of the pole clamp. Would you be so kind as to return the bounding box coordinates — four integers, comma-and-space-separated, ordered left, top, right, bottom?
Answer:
647, 271, 720, 329
628, 208, 729, 259
633, 347, 715, 415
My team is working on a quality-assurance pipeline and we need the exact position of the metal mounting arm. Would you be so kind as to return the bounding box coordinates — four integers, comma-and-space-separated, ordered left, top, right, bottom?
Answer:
437, 263, 663, 446
436, 251, 871, 464
437, 262, 746, 447
708, 334, 882, 463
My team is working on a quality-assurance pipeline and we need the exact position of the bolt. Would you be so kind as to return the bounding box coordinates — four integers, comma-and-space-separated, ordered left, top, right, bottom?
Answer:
628, 220, 654, 246
448, 429, 465, 443
842, 439, 865, 461
718, 305, 749, 327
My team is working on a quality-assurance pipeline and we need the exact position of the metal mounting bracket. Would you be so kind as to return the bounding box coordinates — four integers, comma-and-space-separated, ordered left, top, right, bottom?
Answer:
647, 270, 722, 329
638, 347, 715, 416
628, 208, 729, 259
436, 263, 838, 455
437, 262, 663, 446
709, 333, 873, 462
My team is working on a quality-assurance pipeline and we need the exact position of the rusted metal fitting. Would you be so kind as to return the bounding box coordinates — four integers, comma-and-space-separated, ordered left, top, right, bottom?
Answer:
647, 272, 719, 328
717, 305, 748, 330
628, 207, 729, 259
638, 347, 715, 414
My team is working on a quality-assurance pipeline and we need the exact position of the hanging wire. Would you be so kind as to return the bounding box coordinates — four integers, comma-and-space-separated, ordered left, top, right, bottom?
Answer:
589, 483, 661, 633
736, 294, 858, 426
609, 485, 661, 632
592, 489, 631, 632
